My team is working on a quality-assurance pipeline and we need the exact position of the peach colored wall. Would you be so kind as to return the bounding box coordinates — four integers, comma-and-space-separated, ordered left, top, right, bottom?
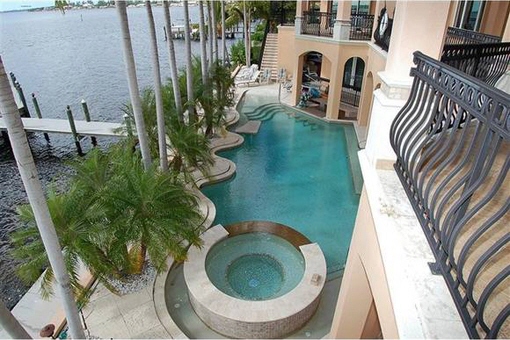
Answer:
329, 188, 399, 338
321, 57, 332, 79
504, 15, 510, 42
480, 1, 510, 37
277, 26, 297, 82
360, 300, 382, 338
320, 0, 329, 13
385, 1, 450, 79
357, 47, 386, 127
446, 1, 458, 28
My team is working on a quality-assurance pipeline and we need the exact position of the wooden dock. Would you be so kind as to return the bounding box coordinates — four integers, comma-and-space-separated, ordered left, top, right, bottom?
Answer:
0, 117, 126, 137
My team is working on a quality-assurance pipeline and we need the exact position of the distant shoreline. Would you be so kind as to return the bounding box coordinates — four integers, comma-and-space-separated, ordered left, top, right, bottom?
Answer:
0, 2, 197, 14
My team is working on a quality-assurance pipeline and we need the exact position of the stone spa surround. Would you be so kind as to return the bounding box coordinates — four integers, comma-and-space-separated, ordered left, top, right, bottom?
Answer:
183, 224, 327, 339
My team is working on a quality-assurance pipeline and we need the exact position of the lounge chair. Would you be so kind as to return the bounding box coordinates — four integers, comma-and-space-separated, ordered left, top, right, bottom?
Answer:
234, 64, 261, 87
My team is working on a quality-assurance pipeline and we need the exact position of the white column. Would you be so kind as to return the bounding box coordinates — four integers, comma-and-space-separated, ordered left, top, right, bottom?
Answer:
295, 0, 303, 35
333, 0, 351, 40
364, 0, 451, 168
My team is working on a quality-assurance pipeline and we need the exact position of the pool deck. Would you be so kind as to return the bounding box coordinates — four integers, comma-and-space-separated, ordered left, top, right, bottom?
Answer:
1, 83, 359, 339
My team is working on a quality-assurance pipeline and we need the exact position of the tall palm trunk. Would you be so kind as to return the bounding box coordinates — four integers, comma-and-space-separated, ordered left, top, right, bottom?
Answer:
221, 0, 226, 65
198, 0, 208, 83
207, 1, 214, 68
163, 0, 183, 119
243, 0, 250, 66
146, 1, 168, 172
116, 1, 152, 170
211, 1, 218, 61
183, 0, 196, 124
0, 56, 85, 340
0, 300, 31, 339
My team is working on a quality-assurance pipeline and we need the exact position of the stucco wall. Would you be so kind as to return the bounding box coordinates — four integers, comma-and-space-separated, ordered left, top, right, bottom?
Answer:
358, 45, 387, 127
277, 26, 297, 81
480, 1, 510, 37
329, 188, 399, 339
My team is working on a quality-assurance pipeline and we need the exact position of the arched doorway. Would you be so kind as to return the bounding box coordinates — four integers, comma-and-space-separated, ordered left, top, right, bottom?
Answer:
339, 57, 365, 120
297, 51, 332, 117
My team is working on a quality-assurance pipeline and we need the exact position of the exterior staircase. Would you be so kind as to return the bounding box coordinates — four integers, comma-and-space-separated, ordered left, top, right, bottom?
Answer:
260, 33, 279, 82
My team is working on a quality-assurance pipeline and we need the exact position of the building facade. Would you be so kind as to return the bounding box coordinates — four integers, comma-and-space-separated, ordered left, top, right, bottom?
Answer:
274, 1, 510, 338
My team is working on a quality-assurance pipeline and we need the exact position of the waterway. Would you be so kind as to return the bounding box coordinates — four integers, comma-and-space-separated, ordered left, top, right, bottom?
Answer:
0, 5, 239, 309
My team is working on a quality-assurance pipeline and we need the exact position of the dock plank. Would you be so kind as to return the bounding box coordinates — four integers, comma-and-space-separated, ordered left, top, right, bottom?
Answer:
0, 118, 126, 137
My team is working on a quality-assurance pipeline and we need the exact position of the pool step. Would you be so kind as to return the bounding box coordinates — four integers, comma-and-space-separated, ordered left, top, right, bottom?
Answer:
234, 120, 262, 134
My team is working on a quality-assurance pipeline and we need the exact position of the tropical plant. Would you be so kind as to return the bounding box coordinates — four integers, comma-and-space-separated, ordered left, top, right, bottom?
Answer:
116, 0, 152, 169
146, 0, 168, 171
166, 115, 214, 181
0, 300, 30, 338
183, 0, 196, 124
230, 40, 246, 66
163, 0, 183, 120
198, 0, 208, 84
0, 56, 85, 339
12, 143, 204, 292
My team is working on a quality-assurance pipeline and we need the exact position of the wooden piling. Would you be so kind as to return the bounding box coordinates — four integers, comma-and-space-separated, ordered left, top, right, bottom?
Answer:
81, 99, 97, 146
66, 105, 83, 156
32, 93, 50, 142
14, 82, 30, 118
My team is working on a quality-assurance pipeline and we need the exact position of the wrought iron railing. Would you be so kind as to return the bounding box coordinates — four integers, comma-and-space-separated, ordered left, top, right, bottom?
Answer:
340, 87, 361, 107
301, 11, 334, 37
390, 51, 509, 339
441, 42, 510, 87
444, 26, 501, 45
350, 14, 374, 41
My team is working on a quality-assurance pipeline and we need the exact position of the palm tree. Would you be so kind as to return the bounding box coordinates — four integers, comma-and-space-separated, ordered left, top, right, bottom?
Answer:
243, 0, 250, 67
198, 0, 208, 84
221, 0, 227, 64
13, 144, 205, 285
166, 114, 214, 182
183, 0, 196, 124
116, 0, 152, 170
145, 1, 168, 171
12, 185, 121, 297
211, 1, 218, 61
0, 301, 31, 339
87, 147, 204, 273
207, 1, 214, 68
163, 0, 183, 120
0, 56, 86, 340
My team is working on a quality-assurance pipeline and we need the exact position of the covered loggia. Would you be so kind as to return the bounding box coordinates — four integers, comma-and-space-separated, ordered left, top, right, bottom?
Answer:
296, 51, 333, 117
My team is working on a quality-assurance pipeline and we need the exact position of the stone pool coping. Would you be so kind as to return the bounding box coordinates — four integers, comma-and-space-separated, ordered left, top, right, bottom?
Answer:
183, 225, 326, 339
153, 102, 247, 339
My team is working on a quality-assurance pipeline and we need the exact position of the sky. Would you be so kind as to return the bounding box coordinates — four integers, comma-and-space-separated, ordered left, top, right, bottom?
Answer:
0, 1, 62, 12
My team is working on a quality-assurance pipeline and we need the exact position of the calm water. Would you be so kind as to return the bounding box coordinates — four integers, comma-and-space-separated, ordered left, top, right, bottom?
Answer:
202, 97, 360, 275
0, 6, 239, 309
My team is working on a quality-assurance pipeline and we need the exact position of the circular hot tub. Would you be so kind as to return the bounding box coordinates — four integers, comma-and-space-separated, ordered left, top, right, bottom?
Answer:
206, 232, 305, 301
183, 222, 327, 339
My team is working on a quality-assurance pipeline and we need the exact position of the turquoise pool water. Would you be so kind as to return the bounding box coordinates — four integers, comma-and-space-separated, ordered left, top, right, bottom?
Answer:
206, 232, 305, 300
202, 97, 360, 275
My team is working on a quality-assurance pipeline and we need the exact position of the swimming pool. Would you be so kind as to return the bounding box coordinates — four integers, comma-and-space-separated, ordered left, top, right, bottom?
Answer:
202, 95, 361, 275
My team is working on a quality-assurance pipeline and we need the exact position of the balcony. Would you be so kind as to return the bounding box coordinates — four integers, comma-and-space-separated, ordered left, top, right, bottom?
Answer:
349, 14, 374, 41
300, 11, 374, 41
390, 51, 509, 338
444, 26, 501, 45
301, 11, 335, 37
